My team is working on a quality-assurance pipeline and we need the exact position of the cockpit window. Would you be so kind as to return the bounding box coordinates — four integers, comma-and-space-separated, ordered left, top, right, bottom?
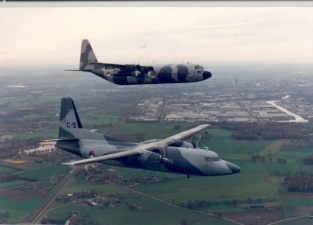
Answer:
195, 65, 201, 70
205, 156, 220, 162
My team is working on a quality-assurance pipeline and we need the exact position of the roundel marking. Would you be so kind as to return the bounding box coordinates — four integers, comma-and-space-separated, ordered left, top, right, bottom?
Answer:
89, 151, 96, 157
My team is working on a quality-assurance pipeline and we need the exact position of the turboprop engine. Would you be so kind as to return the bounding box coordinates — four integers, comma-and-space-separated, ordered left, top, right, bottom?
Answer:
138, 150, 172, 164
170, 140, 194, 148
103, 68, 120, 75
131, 70, 141, 76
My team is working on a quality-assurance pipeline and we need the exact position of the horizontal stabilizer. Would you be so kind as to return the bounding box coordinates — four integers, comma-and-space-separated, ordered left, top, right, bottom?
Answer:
43, 138, 80, 142
65, 70, 89, 72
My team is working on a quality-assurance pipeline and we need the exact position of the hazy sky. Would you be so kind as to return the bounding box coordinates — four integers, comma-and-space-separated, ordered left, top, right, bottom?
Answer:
0, 4, 313, 69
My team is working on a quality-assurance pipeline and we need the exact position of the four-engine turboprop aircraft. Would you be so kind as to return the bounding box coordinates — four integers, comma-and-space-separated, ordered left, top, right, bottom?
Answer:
67, 39, 212, 85
55, 97, 240, 177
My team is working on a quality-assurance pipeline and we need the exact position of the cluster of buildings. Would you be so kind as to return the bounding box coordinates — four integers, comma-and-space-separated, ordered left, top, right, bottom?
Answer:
129, 93, 310, 123
129, 98, 164, 122
122, 71, 313, 123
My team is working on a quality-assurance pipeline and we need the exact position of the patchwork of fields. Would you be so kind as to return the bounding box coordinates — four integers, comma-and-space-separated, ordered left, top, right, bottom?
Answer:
1, 122, 313, 224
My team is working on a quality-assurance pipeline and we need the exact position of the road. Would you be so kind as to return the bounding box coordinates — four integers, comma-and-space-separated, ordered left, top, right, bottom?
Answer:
267, 101, 309, 123
106, 98, 140, 136
27, 168, 76, 223
160, 95, 168, 123
267, 214, 310, 225
0, 181, 40, 192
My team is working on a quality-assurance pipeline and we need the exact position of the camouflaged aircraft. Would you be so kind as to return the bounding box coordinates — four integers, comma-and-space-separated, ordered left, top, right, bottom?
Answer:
67, 39, 212, 85
53, 97, 240, 177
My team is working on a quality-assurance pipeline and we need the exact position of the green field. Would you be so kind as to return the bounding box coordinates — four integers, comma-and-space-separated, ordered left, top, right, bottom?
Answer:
18, 164, 70, 179
47, 194, 236, 225
116, 122, 193, 139
60, 178, 129, 197
0, 195, 43, 212
3, 122, 313, 223
0, 180, 29, 189
0, 165, 13, 172
0, 209, 30, 224
43, 123, 313, 224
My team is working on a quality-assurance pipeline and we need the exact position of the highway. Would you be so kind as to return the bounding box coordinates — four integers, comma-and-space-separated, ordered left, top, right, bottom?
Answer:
27, 168, 76, 223
106, 98, 140, 136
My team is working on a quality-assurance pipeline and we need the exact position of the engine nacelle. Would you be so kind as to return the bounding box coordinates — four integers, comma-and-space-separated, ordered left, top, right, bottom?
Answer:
147, 70, 155, 77
131, 70, 141, 76
103, 68, 120, 75
139, 151, 162, 163
170, 140, 194, 148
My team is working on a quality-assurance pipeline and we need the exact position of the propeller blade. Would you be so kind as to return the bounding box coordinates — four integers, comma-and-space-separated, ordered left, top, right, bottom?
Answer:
163, 144, 168, 157
196, 134, 202, 148
191, 139, 196, 148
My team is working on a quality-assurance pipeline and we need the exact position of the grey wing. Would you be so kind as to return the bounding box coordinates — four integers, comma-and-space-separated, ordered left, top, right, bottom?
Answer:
62, 124, 210, 166
62, 149, 140, 166
160, 124, 210, 146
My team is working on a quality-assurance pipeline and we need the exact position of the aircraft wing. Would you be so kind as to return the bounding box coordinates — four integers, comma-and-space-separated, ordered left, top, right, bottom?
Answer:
62, 149, 140, 166
91, 62, 153, 72
160, 124, 210, 145
89, 62, 126, 68
62, 124, 210, 166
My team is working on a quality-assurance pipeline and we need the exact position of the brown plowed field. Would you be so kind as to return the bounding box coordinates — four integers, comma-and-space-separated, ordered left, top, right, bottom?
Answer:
1, 188, 42, 201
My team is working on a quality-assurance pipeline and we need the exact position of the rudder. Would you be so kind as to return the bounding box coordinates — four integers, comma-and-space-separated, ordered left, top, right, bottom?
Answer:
80, 39, 98, 70
58, 97, 83, 138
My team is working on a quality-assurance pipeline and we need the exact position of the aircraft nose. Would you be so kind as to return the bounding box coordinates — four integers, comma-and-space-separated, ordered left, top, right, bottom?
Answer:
203, 71, 212, 79
226, 162, 241, 174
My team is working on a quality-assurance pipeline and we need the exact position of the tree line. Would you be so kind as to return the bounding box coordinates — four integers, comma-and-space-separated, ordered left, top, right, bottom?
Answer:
251, 154, 287, 164
284, 174, 313, 192
214, 122, 311, 140
302, 155, 313, 165
177, 197, 263, 210
0, 171, 37, 183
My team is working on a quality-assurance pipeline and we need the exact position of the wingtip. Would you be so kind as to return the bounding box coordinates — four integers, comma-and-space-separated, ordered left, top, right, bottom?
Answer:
42, 139, 59, 142
62, 162, 75, 166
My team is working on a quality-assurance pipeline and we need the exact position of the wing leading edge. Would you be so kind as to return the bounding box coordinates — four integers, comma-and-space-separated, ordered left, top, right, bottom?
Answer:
62, 124, 210, 166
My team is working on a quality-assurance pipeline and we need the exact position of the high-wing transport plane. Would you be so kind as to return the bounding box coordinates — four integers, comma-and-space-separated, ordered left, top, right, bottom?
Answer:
54, 97, 240, 177
67, 39, 212, 85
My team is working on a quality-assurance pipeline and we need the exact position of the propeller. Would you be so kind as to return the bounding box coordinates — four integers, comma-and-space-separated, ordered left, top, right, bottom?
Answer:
191, 134, 202, 149
196, 134, 202, 148
163, 144, 168, 157
160, 144, 172, 165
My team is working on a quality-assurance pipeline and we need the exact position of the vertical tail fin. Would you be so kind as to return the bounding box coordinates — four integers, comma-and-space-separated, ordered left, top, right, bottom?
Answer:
58, 97, 83, 139
80, 39, 98, 71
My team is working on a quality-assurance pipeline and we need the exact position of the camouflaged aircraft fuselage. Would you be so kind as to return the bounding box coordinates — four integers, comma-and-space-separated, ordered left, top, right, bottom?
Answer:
68, 39, 212, 85
90, 64, 211, 85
